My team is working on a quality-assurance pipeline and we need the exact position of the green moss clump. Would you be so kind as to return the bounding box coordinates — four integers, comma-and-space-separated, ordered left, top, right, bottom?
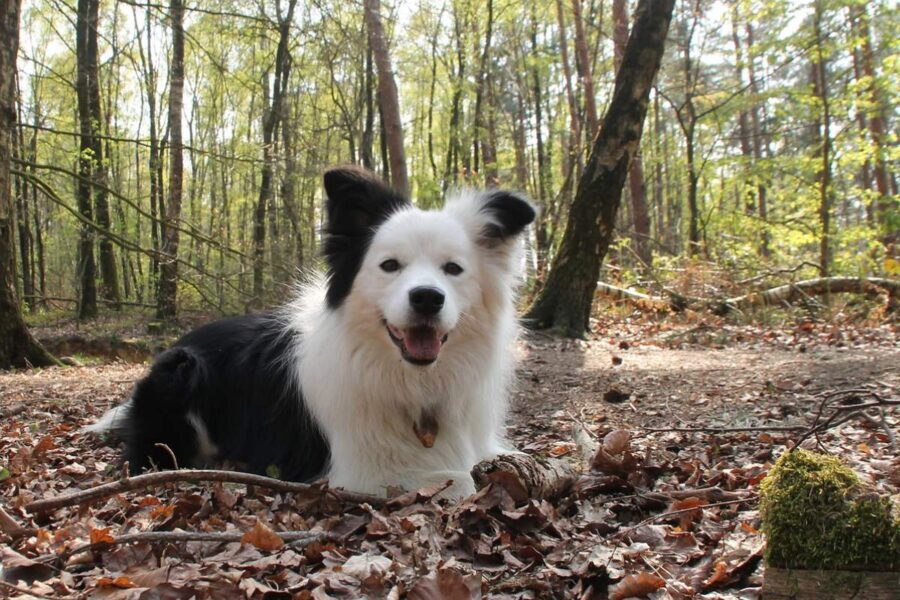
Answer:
760, 449, 900, 571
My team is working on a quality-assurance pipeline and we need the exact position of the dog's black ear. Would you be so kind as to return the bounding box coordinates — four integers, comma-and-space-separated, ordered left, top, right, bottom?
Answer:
323, 166, 409, 238
479, 190, 537, 243
321, 166, 410, 308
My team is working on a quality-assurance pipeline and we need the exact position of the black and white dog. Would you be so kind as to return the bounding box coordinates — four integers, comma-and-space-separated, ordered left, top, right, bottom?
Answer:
89, 166, 535, 498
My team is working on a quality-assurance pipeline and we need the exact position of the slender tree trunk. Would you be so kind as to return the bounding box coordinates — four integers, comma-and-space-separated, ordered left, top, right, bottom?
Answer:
76, 0, 119, 310
855, 5, 895, 241
74, 0, 99, 319
745, 19, 770, 257
0, 0, 56, 368
811, 1, 832, 277
531, 6, 550, 270
525, 0, 675, 336
252, 0, 296, 308
472, 0, 494, 184
443, 4, 465, 192
613, 0, 652, 268
731, 4, 753, 213
571, 0, 599, 138
361, 43, 375, 170
13, 91, 32, 310
364, 0, 408, 196
156, 0, 184, 319
556, 0, 583, 187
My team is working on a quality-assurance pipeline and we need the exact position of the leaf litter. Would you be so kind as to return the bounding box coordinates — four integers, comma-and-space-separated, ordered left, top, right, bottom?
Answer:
1, 321, 898, 598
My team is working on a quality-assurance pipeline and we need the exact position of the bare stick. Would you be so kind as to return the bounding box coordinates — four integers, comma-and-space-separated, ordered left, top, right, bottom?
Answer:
0, 504, 36, 540
643, 425, 805, 433
613, 494, 759, 541
25, 469, 384, 514
59, 529, 332, 560
0, 403, 26, 419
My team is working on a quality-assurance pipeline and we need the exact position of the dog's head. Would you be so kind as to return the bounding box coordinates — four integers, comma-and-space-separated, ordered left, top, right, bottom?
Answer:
322, 166, 536, 366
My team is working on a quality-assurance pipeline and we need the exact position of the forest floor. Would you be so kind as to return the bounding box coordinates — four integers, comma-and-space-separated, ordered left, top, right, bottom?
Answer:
1, 311, 898, 599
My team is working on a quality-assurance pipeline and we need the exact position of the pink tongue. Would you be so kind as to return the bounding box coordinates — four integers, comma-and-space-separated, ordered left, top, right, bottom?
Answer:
404, 327, 442, 361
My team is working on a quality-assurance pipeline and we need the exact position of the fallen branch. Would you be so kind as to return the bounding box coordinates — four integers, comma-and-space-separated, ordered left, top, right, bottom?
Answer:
643, 425, 805, 433
613, 494, 759, 541
25, 469, 384, 515
0, 403, 27, 419
723, 277, 899, 311
61, 529, 332, 559
472, 453, 576, 502
792, 390, 899, 451
0, 505, 36, 540
595, 276, 899, 314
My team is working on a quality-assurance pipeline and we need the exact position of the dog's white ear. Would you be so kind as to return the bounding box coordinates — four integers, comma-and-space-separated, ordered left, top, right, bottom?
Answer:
323, 166, 410, 238
477, 190, 537, 245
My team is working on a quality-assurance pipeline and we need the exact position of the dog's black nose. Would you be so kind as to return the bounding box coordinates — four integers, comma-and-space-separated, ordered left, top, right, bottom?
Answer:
409, 287, 445, 316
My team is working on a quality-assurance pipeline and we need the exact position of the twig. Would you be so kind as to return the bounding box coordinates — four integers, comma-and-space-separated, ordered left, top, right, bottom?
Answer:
0, 580, 73, 600
791, 390, 900, 451
612, 494, 759, 541
60, 529, 332, 559
25, 469, 384, 514
154, 443, 179, 470
643, 425, 805, 433
0, 403, 27, 419
0, 505, 36, 541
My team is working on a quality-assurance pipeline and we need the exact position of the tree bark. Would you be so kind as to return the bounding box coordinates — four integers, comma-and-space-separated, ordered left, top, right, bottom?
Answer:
525, 0, 675, 336
613, 0, 652, 269
0, 0, 57, 368
471, 0, 495, 185
156, 0, 184, 319
571, 0, 599, 138
76, 0, 120, 311
744, 20, 770, 257
364, 0, 408, 197
250, 0, 296, 309
811, 1, 832, 278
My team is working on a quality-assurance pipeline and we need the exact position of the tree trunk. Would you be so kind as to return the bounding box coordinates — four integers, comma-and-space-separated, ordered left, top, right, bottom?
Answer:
361, 43, 375, 171
472, 0, 494, 184
855, 5, 895, 242
745, 20, 770, 257
730, 4, 753, 213
0, 0, 57, 368
613, 0, 652, 269
571, 0, 599, 138
251, 0, 296, 309
364, 0, 408, 197
811, 1, 832, 278
556, 0, 583, 188
76, 0, 119, 311
525, 0, 675, 336
156, 0, 184, 319
442, 4, 465, 192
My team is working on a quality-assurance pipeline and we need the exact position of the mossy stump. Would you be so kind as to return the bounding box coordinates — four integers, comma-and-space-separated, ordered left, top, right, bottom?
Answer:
760, 450, 900, 599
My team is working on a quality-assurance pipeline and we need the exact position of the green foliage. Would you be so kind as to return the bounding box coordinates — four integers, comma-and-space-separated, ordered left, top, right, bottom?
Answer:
760, 449, 900, 571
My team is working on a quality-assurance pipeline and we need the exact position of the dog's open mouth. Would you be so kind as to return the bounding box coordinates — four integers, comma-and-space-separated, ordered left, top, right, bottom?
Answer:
386, 322, 448, 365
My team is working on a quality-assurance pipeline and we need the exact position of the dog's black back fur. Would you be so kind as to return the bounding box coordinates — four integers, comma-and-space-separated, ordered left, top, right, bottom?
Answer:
124, 314, 329, 481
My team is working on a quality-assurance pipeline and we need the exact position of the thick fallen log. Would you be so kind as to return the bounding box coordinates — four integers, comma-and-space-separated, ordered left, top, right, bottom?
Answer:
722, 276, 899, 311
763, 568, 899, 600
595, 277, 899, 314
471, 453, 575, 502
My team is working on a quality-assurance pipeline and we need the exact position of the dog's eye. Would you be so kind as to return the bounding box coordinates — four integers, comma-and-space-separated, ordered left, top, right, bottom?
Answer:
380, 259, 401, 273
443, 262, 464, 276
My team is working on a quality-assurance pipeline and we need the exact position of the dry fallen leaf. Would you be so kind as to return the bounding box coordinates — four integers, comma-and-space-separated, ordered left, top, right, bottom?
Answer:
408, 568, 481, 600
670, 497, 706, 531
703, 560, 730, 588
608, 572, 666, 600
603, 429, 631, 455
96, 576, 137, 589
241, 519, 284, 551
90, 527, 116, 545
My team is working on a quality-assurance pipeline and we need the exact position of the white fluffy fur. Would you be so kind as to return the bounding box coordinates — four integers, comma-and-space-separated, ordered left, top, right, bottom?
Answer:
282, 190, 526, 497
